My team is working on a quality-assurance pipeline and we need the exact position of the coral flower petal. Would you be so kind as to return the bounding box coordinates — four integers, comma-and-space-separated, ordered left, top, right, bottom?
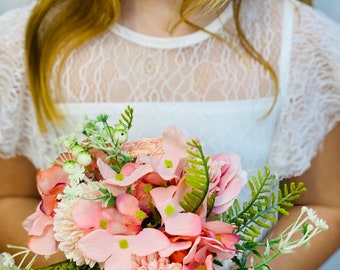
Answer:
165, 213, 202, 236
72, 200, 103, 229
28, 225, 58, 255
98, 158, 154, 186
104, 252, 132, 270
23, 208, 52, 236
37, 165, 69, 194
130, 228, 171, 256
203, 221, 235, 234
78, 230, 116, 262
159, 241, 192, 257
116, 194, 140, 216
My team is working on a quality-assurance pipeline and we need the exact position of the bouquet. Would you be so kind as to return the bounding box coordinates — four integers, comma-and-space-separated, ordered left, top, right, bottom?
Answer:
2, 106, 328, 270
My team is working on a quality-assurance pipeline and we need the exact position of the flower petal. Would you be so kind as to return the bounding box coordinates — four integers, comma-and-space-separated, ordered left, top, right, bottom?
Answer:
165, 213, 202, 236
22, 207, 53, 236
98, 158, 154, 186
27, 225, 58, 255
203, 221, 235, 235
130, 228, 170, 256
104, 252, 132, 270
159, 241, 192, 257
116, 194, 140, 216
72, 200, 103, 229
78, 229, 116, 262
37, 165, 69, 194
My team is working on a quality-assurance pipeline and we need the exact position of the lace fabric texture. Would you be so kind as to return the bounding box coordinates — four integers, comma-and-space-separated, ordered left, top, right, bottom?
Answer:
0, 0, 339, 177
0, 1, 339, 268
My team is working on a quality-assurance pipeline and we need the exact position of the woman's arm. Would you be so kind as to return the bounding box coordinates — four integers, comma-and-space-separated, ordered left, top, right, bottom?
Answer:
267, 123, 340, 269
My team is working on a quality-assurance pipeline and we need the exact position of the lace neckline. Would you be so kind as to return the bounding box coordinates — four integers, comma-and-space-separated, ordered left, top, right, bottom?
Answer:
111, 4, 233, 49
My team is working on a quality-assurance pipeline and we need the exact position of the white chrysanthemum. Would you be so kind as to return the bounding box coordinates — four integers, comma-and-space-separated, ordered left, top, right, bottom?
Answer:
54, 187, 97, 268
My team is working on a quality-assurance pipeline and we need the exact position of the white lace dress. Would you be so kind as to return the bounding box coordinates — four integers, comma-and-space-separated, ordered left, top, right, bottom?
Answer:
0, 0, 339, 268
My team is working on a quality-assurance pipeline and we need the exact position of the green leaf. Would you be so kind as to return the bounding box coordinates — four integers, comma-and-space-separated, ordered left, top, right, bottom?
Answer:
206, 191, 216, 218
35, 260, 101, 270
179, 139, 210, 214
224, 166, 279, 240
119, 105, 134, 130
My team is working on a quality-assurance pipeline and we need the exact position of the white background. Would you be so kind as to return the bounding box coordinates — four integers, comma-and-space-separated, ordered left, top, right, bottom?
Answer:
0, 0, 339, 269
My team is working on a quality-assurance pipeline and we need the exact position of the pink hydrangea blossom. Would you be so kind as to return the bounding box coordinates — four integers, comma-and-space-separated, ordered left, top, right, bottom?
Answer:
139, 126, 188, 181
72, 194, 146, 236
150, 185, 202, 237
98, 158, 154, 187
78, 228, 171, 270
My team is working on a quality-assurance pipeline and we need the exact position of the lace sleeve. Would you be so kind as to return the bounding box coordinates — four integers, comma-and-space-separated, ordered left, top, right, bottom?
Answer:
269, 2, 340, 178
0, 6, 36, 159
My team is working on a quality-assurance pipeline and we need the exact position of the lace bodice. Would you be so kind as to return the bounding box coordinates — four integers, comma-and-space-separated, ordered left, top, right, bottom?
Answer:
0, 0, 339, 184
0, 1, 339, 268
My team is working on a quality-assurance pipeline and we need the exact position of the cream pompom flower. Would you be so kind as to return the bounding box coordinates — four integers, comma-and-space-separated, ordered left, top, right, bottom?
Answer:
53, 184, 98, 268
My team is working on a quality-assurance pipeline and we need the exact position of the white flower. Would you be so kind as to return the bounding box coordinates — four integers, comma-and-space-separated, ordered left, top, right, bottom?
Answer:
0, 252, 15, 268
63, 160, 86, 184
54, 184, 97, 268
304, 207, 329, 231
58, 182, 85, 200
277, 206, 329, 255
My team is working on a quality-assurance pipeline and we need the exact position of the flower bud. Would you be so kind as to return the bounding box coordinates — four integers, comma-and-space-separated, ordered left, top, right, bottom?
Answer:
63, 160, 77, 174
71, 145, 84, 157
76, 151, 92, 166
113, 129, 128, 144
63, 137, 76, 150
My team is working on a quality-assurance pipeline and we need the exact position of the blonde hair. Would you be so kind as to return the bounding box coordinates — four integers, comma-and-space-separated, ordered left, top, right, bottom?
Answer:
25, 0, 312, 131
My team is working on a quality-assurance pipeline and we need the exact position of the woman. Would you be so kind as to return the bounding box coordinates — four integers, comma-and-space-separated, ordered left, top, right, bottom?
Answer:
0, 0, 339, 269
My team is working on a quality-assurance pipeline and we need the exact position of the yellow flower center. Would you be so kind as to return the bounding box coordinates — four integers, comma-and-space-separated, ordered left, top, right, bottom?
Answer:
100, 219, 108, 229
144, 184, 153, 193
119, 239, 129, 249
164, 159, 173, 168
115, 173, 124, 181
136, 209, 147, 220
165, 205, 175, 216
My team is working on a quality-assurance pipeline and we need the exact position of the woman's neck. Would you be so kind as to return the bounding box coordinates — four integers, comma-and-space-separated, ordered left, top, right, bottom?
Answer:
118, 0, 225, 37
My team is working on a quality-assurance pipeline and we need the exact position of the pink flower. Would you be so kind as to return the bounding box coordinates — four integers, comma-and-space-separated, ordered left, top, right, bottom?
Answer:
132, 253, 182, 270
36, 165, 69, 216
97, 158, 154, 187
130, 181, 155, 213
208, 153, 246, 214
139, 126, 188, 181
21, 164, 70, 255
121, 136, 164, 160
22, 207, 58, 255
150, 185, 202, 237
72, 194, 146, 236
182, 221, 239, 267
78, 228, 171, 270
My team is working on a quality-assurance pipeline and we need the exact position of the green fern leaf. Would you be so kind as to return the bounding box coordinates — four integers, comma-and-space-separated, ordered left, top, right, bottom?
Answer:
118, 105, 134, 130
224, 166, 279, 239
179, 139, 210, 213
206, 191, 216, 217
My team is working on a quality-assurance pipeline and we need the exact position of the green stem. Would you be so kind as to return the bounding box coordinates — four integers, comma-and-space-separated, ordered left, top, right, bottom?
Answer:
254, 250, 282, 270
